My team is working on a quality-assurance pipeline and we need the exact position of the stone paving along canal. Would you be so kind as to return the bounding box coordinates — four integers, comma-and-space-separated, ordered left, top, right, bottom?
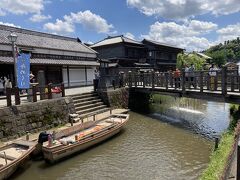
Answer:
12, 111, 216, 180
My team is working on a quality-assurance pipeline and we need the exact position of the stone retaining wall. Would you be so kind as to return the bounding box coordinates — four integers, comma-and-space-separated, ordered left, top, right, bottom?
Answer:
0, 97, 75, 141
97, 88, 129, 109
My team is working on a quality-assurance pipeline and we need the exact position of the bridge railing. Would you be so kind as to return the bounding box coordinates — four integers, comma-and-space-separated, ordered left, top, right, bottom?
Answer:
124, 68, 240, 95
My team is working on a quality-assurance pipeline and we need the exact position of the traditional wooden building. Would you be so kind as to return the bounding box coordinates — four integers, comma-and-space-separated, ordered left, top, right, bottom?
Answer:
91, 36, 184, 73
142, 39, 184, 71
90, 35, 150, 74
0, 25, 98, 87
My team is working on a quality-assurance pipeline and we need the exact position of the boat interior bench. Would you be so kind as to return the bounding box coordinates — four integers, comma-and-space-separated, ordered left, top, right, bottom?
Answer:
0, 152, 16, 161
79, 108, 110, 120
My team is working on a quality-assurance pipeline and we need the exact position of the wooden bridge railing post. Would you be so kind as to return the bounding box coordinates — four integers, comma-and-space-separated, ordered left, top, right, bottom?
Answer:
199, 71, 203, 93
222, 67, 227, 96
214, 71, 218, 91
182, 69, 186, 93
152, 71, 155, 89
165, 72, 169, 90
169, 72, 173, 88
143, 73, 145, 88
128, 71, 132, 88
134, 73, 137, 87
14, 87, 20, 105
231, 73, 234, 92
6, 88, 12, 106
194, 72, 197, 89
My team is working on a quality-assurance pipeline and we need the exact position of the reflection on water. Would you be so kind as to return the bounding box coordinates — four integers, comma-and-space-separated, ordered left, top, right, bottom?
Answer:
12, 112, 213, 180
150, 95, 230, 138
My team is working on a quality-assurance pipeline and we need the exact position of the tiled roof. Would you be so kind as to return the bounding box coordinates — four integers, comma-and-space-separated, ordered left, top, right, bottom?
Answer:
90, 35, 143, 48
196, 52, 212, 59
0, 25, 97, 54
0, 56, 99, 66
142, 39, 184, 50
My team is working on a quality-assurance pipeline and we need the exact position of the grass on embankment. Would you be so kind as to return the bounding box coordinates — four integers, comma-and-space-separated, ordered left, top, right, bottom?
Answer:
200, 131, 235, 180
200, 104, 239, 180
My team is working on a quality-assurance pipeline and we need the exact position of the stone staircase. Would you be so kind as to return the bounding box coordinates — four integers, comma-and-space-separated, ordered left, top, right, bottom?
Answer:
71, 92, 110, 120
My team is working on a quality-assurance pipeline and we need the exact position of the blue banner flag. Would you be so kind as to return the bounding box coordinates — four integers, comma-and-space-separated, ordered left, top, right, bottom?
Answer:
17, 53, 31, 89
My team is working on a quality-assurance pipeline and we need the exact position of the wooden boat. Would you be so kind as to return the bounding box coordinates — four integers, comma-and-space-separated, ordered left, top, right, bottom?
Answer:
0, 140, 37, 180
42, 113, 129, 163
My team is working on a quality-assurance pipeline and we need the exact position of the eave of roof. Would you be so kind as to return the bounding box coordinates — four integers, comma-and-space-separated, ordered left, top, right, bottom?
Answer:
0, 24, 97, 54
0, 56, 99, 66
142, 39, 184, 50
90, 35, 143, 48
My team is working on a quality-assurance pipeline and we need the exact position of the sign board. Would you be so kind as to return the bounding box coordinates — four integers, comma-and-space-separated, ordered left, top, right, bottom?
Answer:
17, 53, 31, 89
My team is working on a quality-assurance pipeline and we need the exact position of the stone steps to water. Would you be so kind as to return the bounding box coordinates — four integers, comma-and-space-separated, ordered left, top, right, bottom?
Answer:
72, 96, 99, 104
75, 102, 104, 111
76, 105, 108, 115
78, 107, 110, 119
74, 99, 102, 108
71, 92, 110, 120
72, 92, 97, 100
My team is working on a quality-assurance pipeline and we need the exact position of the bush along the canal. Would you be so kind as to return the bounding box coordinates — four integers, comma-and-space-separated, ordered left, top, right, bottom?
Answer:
200, 104, 240, 180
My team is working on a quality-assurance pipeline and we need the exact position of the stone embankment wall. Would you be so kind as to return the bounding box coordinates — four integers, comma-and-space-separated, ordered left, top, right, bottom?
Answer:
98, 88, 129, 109
0, 97, 75, 141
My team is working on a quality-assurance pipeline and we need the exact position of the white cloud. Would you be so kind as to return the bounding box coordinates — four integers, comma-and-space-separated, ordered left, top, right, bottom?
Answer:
0, 0, 45, 15
142, 20, 216, 51
216, 23, 240, 43
64, 10, 114, 33
188, 20, 218, 33
44, 10, 114, 34
124, 32, 135, 39
0, 21, 20, 28
44, 19, 74, 34
127, 0, 240, 20
30, 13, 51, 22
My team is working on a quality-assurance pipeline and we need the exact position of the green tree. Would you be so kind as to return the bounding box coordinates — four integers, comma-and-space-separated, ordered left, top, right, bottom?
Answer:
177, 53, 206, 70
206, 50, 226, 67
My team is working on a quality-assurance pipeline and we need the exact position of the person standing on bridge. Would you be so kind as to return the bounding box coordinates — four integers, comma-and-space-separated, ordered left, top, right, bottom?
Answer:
174, 68, 181, 88
189, 64, 195, 88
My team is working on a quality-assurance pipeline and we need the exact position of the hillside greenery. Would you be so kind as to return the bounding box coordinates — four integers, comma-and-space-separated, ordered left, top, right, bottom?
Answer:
204, 37, 240, 67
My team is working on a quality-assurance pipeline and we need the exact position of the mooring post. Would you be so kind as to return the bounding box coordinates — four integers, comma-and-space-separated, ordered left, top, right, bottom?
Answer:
70, 117, 73, 126
237, 140, 240, 179
214, 137, 219, 151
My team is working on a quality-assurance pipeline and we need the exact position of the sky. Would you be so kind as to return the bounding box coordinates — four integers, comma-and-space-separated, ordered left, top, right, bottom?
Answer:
0, 0, 240, 52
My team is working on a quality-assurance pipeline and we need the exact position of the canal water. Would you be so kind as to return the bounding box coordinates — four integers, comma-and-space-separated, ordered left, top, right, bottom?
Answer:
13, 97, 230, 180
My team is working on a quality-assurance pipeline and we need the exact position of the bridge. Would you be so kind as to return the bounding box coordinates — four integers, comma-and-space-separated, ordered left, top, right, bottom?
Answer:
122, 68, 240, 104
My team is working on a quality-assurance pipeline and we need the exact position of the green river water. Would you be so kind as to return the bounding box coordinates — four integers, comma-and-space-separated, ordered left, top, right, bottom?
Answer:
12, 96, 230, 180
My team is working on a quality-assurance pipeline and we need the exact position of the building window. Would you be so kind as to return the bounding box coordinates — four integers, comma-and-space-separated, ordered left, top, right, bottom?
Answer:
149, 51, 152, 57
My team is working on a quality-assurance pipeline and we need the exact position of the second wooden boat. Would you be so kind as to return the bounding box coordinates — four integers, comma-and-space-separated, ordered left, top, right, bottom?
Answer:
0, 140, 37, 180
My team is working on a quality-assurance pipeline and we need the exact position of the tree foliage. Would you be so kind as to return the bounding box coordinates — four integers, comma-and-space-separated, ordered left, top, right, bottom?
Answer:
177, 53, 206, 70
204, 37, 240, 66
